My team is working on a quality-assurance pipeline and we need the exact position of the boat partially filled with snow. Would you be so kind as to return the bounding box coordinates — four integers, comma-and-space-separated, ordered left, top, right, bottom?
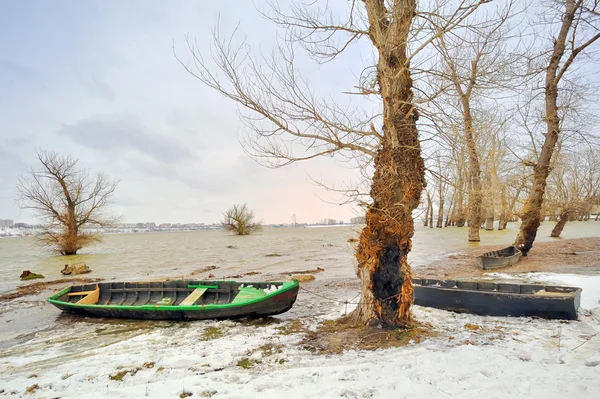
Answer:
47, 280, 299, 321
413, 278, 581, 320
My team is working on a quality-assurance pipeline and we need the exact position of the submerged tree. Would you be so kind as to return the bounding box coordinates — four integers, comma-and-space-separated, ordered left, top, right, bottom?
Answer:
16, 150, 119, 255
514, 0, 600, 255
221, 204, 262, 235
179, 0, 490, 327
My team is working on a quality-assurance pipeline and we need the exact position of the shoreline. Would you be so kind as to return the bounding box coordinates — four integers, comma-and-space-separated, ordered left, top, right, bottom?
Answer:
416, 236, 600, 279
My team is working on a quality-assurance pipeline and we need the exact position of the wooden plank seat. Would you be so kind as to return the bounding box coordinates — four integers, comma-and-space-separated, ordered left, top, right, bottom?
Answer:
179, 287, 209, 306
67, 290, 97, 296
73, 285, 99, 305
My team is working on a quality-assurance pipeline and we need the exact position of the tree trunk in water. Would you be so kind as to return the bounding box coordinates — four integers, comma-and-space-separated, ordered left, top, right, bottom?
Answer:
428, 191, 434, 228
353, 0, 424, 328
464, 103, 483, 241
444, 198, 453, 227
515, 0, 579, 255
484, 216, 494, 231
436, 197, 444, 228
550, 210, 570, 237
423, 194, 430, 227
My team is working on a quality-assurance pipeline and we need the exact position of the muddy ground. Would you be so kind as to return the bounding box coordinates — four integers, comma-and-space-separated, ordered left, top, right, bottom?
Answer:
416, 236, 600, 279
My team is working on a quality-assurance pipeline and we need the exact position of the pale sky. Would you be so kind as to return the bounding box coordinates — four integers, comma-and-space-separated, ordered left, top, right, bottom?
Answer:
0, 0, 370, 225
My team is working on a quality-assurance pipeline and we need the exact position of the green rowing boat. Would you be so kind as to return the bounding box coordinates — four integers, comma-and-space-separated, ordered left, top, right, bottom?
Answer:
47, 279, 299, 321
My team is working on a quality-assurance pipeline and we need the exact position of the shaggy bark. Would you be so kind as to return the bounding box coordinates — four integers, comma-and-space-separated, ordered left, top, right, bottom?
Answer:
352, 0, 425, 328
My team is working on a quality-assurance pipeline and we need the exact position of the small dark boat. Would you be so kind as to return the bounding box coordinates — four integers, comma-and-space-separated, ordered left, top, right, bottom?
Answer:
413, 278, 581, 320
47, 280, 299, 321
476, 246, 522, 270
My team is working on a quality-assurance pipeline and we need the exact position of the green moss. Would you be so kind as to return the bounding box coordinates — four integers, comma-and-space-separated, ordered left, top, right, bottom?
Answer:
258, 343, 283, 357
20, 273, 44, 281
180, 392, 193, 398
200, 390, 218, 398
236, 358, 262, 369
201, 326, 224, 341
276, 320, 305, 335
265, 253, 282, 257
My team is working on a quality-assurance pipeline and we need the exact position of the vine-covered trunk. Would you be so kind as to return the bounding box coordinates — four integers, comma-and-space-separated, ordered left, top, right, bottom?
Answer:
353, 0, 424, 328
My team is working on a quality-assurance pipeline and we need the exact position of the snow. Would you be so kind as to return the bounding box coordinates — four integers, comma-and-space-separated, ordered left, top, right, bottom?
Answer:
1, 273, 600, 398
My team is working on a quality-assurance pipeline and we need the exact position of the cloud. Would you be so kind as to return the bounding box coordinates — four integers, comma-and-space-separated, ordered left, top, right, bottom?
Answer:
57, 113, 198, 163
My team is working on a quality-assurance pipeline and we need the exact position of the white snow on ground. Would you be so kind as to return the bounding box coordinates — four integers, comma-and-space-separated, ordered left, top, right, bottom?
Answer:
1, 273, 599, 398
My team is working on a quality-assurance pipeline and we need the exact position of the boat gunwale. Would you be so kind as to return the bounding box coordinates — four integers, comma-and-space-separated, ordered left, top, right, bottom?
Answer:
47, 280, 299, 311
412, 279, 582, 299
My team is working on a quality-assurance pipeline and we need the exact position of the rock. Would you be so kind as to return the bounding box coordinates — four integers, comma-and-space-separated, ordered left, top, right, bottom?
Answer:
61, 263, 91, 275
19, 270, 45, 280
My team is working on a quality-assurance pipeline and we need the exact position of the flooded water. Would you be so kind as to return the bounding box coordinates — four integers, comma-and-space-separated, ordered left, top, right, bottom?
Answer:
2, 221, 600, 296
0, 221, 598, 355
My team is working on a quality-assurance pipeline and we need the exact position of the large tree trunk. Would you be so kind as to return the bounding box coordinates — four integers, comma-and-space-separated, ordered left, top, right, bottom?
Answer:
353, 0, 424, 328
550, 210, 571, 237
498, 186, 507, 230
514, 0, 579, 255
464, 102, 483, 241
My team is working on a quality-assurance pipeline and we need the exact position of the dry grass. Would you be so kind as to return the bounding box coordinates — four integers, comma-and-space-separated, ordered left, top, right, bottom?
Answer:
280, 267, 324, 275
300, 316, 436, 354
0, 277, 104, 302
291, 274, 316, 282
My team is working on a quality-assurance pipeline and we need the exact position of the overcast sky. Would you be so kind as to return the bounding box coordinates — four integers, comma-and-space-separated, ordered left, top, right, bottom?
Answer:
0, 0, 371, 225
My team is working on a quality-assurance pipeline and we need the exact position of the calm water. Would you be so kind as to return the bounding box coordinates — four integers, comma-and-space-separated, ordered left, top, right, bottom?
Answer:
1, 221, 599, 296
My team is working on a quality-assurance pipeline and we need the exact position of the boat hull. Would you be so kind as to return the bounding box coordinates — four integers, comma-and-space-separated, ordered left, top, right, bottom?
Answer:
413, 279, 581, 320
476, 246, 522, 270
48, 280, 299, 321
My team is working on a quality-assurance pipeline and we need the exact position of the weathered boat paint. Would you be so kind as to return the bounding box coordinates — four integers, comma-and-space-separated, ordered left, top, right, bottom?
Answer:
413, 278, 581, 320
47, 280, 299, 321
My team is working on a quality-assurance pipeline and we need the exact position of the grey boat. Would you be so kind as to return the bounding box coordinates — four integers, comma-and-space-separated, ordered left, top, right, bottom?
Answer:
476, 246, 522, 270
413, 278, 581, 320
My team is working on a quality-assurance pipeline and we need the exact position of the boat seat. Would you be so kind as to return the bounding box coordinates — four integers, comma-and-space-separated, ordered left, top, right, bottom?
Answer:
179, 287, 208, 306
74, 285, 99, 305
231, 287, 266, 304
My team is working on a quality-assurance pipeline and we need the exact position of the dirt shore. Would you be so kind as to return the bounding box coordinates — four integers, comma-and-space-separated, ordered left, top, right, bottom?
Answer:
416, 236, 600, 279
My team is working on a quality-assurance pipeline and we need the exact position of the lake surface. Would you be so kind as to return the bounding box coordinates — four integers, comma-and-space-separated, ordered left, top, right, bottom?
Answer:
1, 221, 599, 296
0, 221, 599, 360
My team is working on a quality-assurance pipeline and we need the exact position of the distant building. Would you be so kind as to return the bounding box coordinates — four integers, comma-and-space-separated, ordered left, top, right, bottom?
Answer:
145, 222, 157, 229
0, 219, 14, 228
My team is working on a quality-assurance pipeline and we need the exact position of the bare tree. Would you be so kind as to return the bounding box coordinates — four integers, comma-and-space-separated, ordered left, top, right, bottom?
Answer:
16, 150, 119, 255
222, 204, 263, 235
178, 0, 490, 327
514, 0, 600, 255
429, 1, 518, 241
546, 147, 600, 236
